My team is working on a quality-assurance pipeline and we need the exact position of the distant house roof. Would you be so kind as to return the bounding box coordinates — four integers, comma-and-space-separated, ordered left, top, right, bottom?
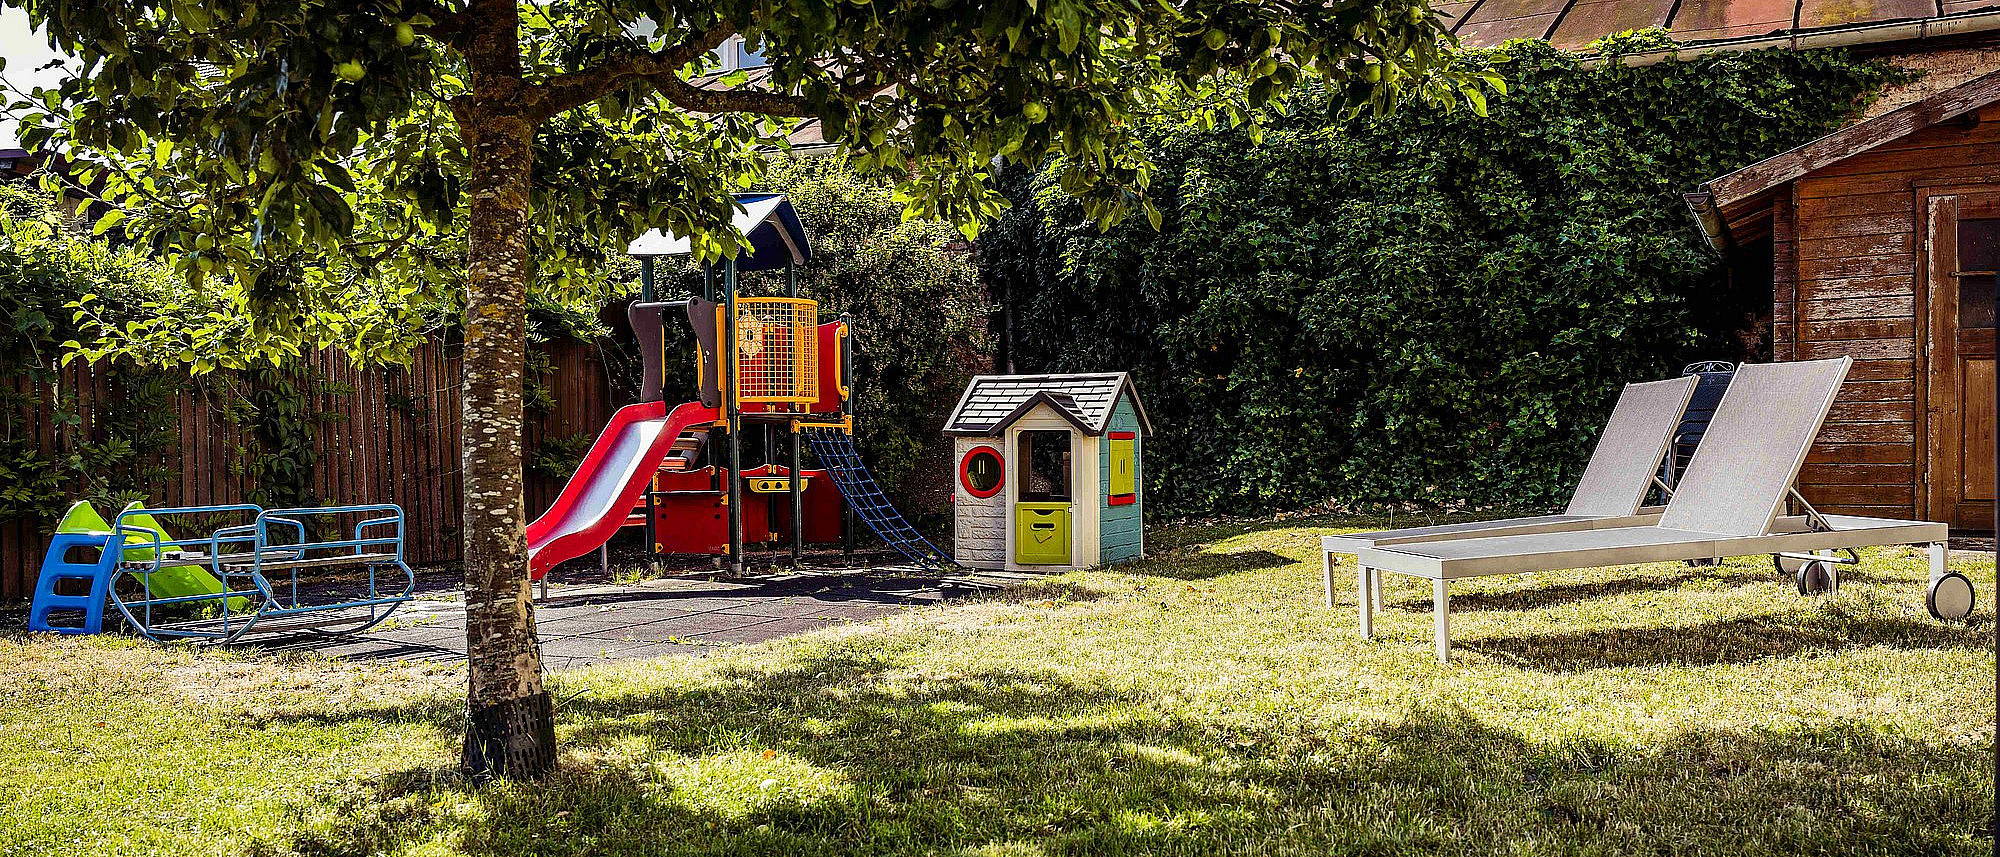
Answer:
0, 149, 41, 181
944, 373, 1152, 437
1443, 0, 2000, 52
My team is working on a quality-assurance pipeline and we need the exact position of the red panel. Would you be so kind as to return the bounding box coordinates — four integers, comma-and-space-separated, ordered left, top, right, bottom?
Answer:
648, 464, 846, 555
810, 320, 848, 415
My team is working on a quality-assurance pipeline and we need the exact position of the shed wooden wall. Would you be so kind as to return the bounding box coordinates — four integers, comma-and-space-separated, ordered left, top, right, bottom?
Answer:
1777, 102, 2000, 518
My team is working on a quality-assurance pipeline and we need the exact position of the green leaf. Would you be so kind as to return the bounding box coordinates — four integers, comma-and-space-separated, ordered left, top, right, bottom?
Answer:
92, 209, 125, 235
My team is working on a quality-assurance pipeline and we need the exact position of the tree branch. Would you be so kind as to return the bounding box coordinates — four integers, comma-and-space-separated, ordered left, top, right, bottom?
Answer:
410, 1, 472, 51
646, 66, 888, 120
529, 25, 737, 120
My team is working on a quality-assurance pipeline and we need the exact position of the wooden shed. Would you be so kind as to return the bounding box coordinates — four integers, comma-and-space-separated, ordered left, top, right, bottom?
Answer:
1683, 70, 2000, 531
944, 374, 1151, 571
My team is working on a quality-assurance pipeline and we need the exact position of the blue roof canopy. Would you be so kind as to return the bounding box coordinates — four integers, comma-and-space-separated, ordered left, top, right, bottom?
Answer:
625, 193, 811, 271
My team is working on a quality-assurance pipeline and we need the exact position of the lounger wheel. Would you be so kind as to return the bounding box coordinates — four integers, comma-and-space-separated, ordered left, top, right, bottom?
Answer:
1684, 557, 1722, 568
1794, 560, 1838, 596
1927, 572, 1975, 621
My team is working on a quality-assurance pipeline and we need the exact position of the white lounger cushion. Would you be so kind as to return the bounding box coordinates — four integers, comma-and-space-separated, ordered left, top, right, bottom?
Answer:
1323, 375, 1697, 553
1564, 375, 1704, 517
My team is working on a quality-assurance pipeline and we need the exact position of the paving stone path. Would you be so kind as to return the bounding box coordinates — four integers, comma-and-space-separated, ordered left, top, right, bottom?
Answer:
248, 570, 987, 669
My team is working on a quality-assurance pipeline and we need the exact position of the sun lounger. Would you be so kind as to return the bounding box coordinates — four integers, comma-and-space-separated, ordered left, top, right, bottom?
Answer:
1320, 375, 1700, 608
1354, 357, 1974, 663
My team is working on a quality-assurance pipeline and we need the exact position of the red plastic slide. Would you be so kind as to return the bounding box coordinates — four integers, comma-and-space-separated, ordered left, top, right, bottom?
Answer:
527, 400, 718, 580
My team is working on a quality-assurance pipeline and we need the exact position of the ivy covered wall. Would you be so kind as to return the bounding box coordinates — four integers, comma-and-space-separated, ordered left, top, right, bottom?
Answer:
981, 43, 1907, 516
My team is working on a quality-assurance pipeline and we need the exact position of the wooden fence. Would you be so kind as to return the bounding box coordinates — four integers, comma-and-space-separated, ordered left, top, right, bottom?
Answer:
0, 340, 620, 602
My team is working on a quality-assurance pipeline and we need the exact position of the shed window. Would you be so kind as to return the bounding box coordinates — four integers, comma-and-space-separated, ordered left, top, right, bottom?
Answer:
1959, 217, 1997, 330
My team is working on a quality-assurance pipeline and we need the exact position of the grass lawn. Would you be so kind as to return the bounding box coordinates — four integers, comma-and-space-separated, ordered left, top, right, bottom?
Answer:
1, 514, 1993, 856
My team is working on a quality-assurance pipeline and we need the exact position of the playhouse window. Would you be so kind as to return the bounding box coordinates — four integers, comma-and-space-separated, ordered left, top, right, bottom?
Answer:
960, 447, 1003, 498
1016, 430, 1072, 502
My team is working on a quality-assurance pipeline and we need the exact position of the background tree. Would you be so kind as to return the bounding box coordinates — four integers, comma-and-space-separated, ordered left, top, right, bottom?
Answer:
10, 0, 1483, 779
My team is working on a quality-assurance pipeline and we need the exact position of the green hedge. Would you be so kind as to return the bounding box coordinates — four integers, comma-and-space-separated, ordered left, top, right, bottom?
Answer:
981, 42, 1904, 515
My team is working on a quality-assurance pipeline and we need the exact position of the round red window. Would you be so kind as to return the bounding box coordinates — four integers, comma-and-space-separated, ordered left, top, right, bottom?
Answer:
959, 446, 1004, 499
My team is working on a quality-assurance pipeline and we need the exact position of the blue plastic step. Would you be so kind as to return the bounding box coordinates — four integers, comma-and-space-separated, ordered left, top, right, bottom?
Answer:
29, 532, 120, 634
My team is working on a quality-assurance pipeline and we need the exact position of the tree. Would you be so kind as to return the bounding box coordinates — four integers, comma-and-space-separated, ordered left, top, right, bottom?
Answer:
11, 0, 1484, 779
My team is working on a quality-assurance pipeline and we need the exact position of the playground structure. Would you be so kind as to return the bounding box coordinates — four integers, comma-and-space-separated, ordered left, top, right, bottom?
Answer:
944, 374, 1150, 571
24, 194, 947, 642
527, 193, 947, 580
29, 500, 415, 642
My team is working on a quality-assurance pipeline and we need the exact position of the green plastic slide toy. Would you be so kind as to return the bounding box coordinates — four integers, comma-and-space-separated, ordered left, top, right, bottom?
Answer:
58, 500, 244, 611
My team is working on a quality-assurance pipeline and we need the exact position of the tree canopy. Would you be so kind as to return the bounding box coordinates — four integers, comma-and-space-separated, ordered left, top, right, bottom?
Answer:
8, 0, 1486, 778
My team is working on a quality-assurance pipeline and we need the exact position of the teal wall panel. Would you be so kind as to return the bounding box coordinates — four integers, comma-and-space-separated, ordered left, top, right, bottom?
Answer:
1099, 395, 1143, 564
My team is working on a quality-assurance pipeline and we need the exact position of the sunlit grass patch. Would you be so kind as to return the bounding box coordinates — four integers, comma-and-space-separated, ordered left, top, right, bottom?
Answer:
651, 747, 859, 820
0, 512, 1992, 856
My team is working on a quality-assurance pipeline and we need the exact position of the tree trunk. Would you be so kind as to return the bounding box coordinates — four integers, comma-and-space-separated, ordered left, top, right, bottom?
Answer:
456, 0, 554, 781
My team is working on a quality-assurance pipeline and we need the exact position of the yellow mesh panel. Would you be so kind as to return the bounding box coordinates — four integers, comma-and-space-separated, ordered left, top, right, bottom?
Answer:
733, 298, 819, 404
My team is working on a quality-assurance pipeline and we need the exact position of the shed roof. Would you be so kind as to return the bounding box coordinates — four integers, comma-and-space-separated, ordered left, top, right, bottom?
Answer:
1684, 67, 2000, 247
944, 373, 1152, 437
1444, 0, 2000, 51
626, 192, 811, 271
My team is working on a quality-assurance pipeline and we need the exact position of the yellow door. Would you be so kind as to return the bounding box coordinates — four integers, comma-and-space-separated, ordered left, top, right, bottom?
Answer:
1014, 503, 1071, 565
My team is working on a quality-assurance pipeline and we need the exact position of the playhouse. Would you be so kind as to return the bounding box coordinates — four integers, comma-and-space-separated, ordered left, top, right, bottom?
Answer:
945, 373, 1150, 571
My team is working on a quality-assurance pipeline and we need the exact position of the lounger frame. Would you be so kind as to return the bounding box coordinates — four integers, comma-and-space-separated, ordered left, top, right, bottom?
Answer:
1320, 375, 1699, 607
1355, 514, 1947, 663
1346, 358, 1967, 663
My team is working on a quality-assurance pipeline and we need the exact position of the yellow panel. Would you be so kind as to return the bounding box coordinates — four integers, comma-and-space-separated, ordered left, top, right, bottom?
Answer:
1109, 438, 1135, 498
734, 297, 819, 404
1014, 502, 1071, 565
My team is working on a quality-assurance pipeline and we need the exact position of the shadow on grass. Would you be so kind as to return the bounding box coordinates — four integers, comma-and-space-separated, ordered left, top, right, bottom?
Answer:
1385, 567, 1778, 614
976, 579, 1111, 604
539, 575, 937, 611
268, 652, 1991, 856
1465, 605, 1992, 671
1139, 549, 1296, 581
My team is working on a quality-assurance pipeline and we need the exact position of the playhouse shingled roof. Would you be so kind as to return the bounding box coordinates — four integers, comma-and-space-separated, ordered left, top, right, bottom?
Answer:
944, 373, 1152, 437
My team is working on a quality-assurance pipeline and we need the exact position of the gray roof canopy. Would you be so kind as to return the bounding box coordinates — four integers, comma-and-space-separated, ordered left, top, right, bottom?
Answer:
944, 373, 1152, 437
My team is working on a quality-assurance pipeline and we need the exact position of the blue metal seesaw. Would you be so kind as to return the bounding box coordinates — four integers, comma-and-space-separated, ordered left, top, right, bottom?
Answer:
30, 503, 416, 644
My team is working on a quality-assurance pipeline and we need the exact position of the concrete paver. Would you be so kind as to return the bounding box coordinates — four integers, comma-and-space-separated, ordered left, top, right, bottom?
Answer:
240, 570, 973, 668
